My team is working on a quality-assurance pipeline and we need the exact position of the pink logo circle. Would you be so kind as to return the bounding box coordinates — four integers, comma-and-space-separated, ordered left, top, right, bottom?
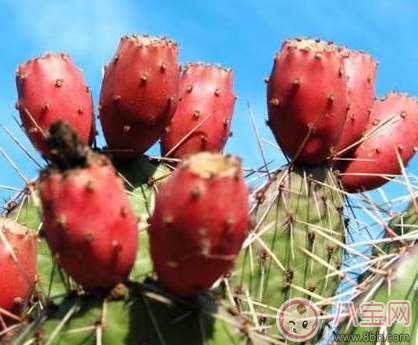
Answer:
276, 298, 320, 342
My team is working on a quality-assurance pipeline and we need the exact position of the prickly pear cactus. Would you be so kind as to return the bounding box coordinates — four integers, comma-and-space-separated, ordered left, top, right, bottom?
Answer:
337, 244, 418, 344
8, 282, 272, 345
5, 32, 418, 345
230, 165, 346, 343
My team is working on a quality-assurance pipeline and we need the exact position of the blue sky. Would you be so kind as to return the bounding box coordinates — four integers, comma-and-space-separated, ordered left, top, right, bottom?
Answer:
1, 0, 418, 208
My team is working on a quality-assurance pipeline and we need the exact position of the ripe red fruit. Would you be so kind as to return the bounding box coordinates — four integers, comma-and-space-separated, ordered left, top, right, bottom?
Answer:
39, 122, 138, 290
340, 93, 418, 192
99, 35, 179, 158
149, 152, 249, 297
0, 218, 37, 320
335, 49, 377, 154
161, 63, 236, 159
15, 53, 95, 157
267, 38, 348, 164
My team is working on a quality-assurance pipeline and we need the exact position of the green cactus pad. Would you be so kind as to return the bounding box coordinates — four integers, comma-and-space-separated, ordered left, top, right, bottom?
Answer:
383, 199, 418, 254
9, 282, 273, 345
337, 244, 418, 344
359, 198, 418, 284
230, 166, 346, 343
113, 156, 171, 281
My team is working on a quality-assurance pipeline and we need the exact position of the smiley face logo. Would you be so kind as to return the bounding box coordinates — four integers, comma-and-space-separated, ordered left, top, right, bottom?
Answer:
276, 298, 320, 342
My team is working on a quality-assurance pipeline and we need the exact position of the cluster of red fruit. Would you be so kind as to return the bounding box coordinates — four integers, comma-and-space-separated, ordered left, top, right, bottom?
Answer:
1, 34, 247, 327
267, 38, 418, 192
2, 34, 418, 327
15, 35, 235, 161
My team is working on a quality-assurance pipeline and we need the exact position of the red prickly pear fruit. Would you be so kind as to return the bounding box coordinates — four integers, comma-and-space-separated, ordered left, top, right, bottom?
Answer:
0, 218, 37, 321
99, 35, 179, 158
340, 93, 418, 192
335, 49, 377, 154
267, 38, 348, 164
161, 63, 236, 159
149, 152, 249, 297
15, 53, 95, 157
39, 122, 138, 291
